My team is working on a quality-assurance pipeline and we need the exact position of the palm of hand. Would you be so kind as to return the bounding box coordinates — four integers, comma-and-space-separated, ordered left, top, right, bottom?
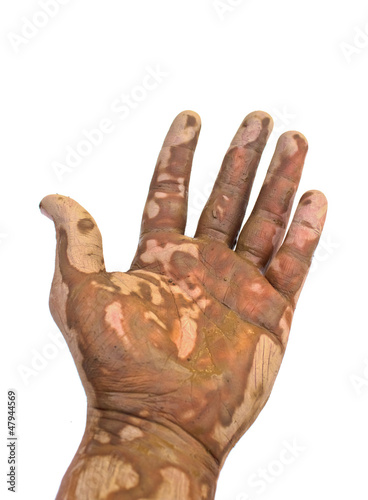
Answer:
41, 110, 327, 463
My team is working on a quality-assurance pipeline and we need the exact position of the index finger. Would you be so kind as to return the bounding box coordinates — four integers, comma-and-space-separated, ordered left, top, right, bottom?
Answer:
138, 110, 201, 238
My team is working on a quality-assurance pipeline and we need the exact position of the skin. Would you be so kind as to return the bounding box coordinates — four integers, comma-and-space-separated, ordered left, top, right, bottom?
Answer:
40, 110, 327, 500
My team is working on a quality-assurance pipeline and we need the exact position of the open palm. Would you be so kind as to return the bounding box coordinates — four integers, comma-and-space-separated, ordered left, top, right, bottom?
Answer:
40, 110, 327, 466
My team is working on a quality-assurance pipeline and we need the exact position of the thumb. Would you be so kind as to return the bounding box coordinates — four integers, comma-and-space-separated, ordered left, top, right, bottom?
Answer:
39, 195, 105, 286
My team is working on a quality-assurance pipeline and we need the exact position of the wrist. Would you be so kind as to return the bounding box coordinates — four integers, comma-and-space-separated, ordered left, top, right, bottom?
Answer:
56, 406, 219, 499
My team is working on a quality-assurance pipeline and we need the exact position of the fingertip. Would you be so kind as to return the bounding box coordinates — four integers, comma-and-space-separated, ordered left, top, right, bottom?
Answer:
300, 189, 328, 206
231, 110, 274, 148
40, 195, 105, 275
278, 130, 308, 152
39, 197, 52, 220
39, 194, 64, 222
280, 129, 308, 142
296, 190, 328, 232
244, 110, 274, 132
174, 110, 202, 130
163, 110, 201, 150
181, 109, 201, 126
39, 194, 83, 227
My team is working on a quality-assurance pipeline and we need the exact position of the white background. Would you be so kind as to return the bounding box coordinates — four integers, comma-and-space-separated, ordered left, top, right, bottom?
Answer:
1, 0, 367, 499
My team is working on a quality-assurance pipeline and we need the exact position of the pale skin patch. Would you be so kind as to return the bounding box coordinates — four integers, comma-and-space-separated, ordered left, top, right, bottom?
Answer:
139, 239, 160, 264
140, 239, 200, 267
210, 193, 231, 223
177, 177, 185, 197
155, 192, 169, 199
90, 280, 117, 293
278, 306, 293, 345
157, 172, 176, 183
250, 282, 264, 293
181, 409, 196, 420
267, 256, 282, 275
42, 196, 105, 274
138, 467, 190, 500
163, 118, 198, 147
75, 456, 139, 497
110, 271, 165, 306
119, 425, 144, 441
231, 115, 263, 146
314, 201, 328, 226
159, 467, 190, 499
211, 334, 282, 453
267, 132, 301, 179
278, 132, 300, 157
144, 311, 167, 330
201, 483, 210, 499
213, 204, 225, 221
153, 146, 171, 172
139, 409, 150, 418
175, 281, 202, 301
105, 302, 134, 352
153, 177, 185, 198
196, 297, 212, 310
174, 311, 198, 359
146, 198, 160, 219
49, 276, 97, 406
291, 275, 309, 309
288, 222, 319, 251
94, 429, 111, 444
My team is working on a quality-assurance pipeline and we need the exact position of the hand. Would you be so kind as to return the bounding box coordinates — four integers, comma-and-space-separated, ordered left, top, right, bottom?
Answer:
40, 110, 327, 499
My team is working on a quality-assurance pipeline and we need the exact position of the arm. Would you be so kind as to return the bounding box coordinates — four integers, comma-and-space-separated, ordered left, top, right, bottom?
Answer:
40, 110, 327, 499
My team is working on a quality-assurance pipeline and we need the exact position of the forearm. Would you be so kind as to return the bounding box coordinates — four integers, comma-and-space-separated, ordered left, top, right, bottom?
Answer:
56, 407, 219, 500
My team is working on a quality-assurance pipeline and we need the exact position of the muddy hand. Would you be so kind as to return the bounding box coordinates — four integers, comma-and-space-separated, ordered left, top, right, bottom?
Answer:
40, 110, 327, 500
